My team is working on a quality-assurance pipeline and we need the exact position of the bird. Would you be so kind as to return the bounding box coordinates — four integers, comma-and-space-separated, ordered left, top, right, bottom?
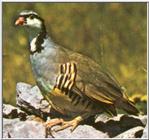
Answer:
15, 10, 139, 131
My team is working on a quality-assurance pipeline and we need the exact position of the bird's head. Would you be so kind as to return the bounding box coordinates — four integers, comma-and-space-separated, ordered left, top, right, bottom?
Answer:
15, 10, 45, 30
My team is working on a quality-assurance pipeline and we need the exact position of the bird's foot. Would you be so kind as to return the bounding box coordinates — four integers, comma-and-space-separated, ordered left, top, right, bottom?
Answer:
45, 118, 64, 128
45, 116, 82, 133
45, 118, 64, 137
53, 116, 82, 132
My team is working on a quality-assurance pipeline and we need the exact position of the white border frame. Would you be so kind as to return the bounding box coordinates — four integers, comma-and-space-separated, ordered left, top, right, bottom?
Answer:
0, 1, 148, 139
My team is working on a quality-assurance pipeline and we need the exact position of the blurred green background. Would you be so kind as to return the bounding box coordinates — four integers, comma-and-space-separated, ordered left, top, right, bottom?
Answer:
2, 3, 147, 114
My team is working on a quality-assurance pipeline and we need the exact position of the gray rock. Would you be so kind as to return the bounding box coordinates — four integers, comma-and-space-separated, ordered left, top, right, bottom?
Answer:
93, 114, 145, 137
51, 125, 109, 138
16, 82, 51, 119
3, 118, 46, 138
139, 115, 147, 126
115, 126, 144, 138
95, 114, 110, 123
141, 125, 148, 138
3, 104, 27, 120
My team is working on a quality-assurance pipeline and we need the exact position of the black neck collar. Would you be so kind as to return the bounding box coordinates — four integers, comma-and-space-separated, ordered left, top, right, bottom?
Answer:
30, 25, 47, 55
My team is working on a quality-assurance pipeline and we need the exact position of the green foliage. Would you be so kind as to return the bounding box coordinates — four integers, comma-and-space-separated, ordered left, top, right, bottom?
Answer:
3, 3, 147, 114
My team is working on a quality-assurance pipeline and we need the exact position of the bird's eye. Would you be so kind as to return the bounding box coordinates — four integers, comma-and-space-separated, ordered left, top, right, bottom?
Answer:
29, 15, 34, 19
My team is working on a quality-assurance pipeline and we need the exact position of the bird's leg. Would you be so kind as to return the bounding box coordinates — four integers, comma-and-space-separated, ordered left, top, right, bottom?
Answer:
53, 116, 83, 132
45, 118, 64, 128
45, 118, 64, 138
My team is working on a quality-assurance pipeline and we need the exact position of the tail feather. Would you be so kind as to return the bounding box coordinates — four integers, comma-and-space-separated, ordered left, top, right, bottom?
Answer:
116, 98, 139, 115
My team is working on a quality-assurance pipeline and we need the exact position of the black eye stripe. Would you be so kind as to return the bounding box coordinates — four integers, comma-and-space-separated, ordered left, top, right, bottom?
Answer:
29, 15, 34, 19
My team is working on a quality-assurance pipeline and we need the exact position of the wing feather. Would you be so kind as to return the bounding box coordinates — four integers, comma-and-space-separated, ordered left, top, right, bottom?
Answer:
68, 51, 123, 105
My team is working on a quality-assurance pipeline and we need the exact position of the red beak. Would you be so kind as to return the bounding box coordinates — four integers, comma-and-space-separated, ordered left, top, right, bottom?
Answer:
15, 17, 25, 25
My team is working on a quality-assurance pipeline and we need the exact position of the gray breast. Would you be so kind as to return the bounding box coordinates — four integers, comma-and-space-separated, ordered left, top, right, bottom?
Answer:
30, 45, 70, 86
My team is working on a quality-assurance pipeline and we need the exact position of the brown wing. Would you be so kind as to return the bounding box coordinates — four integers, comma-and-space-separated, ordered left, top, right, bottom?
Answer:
68, 52, 123, 105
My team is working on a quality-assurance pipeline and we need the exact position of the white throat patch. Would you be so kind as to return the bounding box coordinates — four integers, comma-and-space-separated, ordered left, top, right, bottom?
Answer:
30, 37, 37, 52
